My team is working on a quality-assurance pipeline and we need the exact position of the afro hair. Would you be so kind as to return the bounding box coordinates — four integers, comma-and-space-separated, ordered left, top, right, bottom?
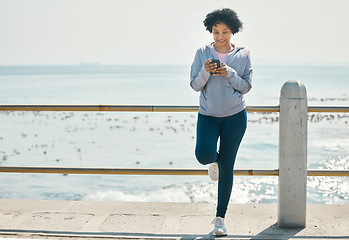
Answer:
203, 8, 243, 35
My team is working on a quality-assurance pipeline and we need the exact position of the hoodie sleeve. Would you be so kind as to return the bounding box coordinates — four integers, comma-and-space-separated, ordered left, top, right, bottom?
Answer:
226, 50, 253, 94
190, 49, 211, 92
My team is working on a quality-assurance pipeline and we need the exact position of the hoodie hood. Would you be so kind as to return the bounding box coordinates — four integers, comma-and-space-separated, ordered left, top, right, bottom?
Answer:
208, 42, 244, 59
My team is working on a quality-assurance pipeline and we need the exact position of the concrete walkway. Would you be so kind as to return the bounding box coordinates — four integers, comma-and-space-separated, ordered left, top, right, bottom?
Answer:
0, 199, 348, 239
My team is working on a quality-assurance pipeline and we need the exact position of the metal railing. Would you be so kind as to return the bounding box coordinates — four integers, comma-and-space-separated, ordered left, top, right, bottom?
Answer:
0, 166, 348, 176
0, 104, 348, 177
1, 104, 349, 112
0, 105, 276, 112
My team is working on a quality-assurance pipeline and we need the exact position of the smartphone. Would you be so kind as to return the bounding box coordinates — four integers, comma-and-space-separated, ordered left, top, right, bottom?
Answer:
210, 59, 220, 75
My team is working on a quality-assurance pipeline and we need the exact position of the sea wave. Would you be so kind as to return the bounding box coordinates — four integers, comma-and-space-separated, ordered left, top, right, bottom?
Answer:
82, 155, 348, 204
82, 177, 279, 204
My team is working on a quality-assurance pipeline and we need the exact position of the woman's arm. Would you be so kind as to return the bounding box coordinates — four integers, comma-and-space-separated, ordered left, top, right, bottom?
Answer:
190, 50, 211, 92
226, 51, 253, 94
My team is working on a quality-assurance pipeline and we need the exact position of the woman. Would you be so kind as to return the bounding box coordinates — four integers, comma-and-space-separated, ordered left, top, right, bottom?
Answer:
190, 8, 252, 236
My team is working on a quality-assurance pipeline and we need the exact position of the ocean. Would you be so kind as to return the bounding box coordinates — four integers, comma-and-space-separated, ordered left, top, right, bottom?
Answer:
0, 64, 348, 204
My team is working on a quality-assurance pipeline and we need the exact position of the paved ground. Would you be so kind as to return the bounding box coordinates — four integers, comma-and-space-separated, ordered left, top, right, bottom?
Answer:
0, 199, 348, 239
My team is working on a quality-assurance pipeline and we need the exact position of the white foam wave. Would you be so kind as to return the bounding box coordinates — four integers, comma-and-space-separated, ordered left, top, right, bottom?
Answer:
82, 177, 279, 204
83, 186, 192, 202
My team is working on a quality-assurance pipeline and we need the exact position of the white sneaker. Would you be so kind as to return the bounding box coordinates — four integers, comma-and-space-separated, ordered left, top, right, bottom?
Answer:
208, 162, 219, 181
212, 216, 228, 236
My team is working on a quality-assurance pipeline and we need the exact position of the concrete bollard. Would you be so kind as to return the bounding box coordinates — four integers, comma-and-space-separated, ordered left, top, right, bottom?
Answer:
278, 80, 308, 228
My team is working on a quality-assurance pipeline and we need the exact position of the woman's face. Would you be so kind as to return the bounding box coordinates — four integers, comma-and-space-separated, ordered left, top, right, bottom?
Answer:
212, 22, 232, 48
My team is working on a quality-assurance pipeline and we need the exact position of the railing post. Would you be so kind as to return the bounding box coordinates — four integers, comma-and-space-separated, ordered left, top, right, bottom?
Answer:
278, 80, 308, 228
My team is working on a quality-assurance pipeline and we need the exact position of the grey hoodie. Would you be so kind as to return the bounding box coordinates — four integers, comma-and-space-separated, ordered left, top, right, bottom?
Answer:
190, 43, 252, 117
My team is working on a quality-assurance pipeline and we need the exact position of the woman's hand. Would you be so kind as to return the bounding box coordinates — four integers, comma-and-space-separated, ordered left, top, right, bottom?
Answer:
212, 63, 228, 77
204, 59, 219, 74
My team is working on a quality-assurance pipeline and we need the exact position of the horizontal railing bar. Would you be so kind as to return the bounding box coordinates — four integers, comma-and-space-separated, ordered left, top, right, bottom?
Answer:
307, 106, 349, 113
0, 105, 348, 113
0, 166, 348, 176
306, 170, 349, 177
0, 105, 279, 112
247, 106, 280, 112
0, 166, 278, 176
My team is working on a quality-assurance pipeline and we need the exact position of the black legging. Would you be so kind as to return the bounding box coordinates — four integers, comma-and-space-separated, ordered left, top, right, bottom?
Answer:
195, 109, 247, 218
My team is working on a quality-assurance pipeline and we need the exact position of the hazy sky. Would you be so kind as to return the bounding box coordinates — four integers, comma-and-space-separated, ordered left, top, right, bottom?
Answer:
1, 0, 349, 65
